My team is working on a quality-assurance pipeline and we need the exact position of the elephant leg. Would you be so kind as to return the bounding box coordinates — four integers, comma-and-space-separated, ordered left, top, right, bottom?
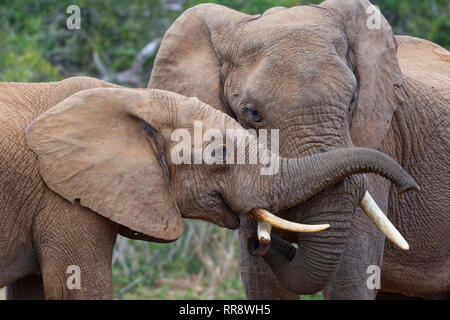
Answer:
6, 275, 44, 300
239, 215, 299, 300
325, 177, 389, 300
40, 250, 114, 300
324, 212, 384, 299
36, 199, 118, 300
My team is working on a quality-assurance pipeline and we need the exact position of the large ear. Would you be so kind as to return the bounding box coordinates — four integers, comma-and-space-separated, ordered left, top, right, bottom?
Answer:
322, 0, 403, 149
26, 88, 185, 241
149, 4, 248, 113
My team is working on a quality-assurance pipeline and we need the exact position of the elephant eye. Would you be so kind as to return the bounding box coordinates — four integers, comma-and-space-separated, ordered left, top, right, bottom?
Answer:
222, 146, 227, 159
349, 92, 357, 113
349, 84, 359, 112
143, 122, 156, 135
247, 108, 263, 122
215, 146, 227, 161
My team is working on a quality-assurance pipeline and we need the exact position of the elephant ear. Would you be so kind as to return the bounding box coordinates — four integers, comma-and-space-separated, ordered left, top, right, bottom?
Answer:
26, 88, 184, 241
149, 3, 247, 113
322, 0, 403, 149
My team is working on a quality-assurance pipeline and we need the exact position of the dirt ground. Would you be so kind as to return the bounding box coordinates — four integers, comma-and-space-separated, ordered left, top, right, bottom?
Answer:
0, 287, 5, 300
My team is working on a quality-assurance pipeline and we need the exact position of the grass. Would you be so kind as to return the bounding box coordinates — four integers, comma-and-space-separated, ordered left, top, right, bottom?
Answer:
112, 220, 323, 300
118, 276, 247, 300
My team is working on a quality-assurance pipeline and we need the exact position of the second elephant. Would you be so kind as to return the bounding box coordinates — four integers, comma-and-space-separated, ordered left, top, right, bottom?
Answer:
149, 0, 450, 299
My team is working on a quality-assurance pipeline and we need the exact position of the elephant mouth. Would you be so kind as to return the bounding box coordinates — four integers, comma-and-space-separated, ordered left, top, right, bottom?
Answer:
258, 176, 411, 251
274, 182, 358, 243
218, 193, 331, 236
216, 193, 241, 230
249, 208, 330, 244
249, 176, 363, 276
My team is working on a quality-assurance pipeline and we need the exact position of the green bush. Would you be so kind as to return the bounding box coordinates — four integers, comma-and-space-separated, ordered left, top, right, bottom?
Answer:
183, 0, 311, 14
0, 19, 62, 82
429, 14, 450, 49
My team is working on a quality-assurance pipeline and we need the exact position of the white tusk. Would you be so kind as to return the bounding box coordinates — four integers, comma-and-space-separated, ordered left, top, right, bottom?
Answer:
359, 191, 409, 251
257, 221, 272, 244
250, 208, 330, 233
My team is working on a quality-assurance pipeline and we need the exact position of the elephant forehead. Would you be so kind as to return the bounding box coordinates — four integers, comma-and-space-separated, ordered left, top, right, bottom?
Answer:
235, 26, 345, 63
238, 9, 341, 45
248, 5, 333, 31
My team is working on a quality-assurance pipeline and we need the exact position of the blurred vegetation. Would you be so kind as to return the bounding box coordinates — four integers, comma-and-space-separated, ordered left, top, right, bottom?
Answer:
373, 0, 450, 49
1, 0, 448, 85
0, 0, 447, 300
113, 221, 248, 300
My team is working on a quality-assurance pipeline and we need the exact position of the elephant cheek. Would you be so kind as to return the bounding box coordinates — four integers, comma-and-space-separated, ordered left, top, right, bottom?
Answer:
179, 196, 241, 230
201, 208, 240, 230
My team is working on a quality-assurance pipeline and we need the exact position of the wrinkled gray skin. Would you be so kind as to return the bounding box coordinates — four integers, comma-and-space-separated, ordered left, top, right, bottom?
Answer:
149, 0, 450, 299
0, 77, 416, 299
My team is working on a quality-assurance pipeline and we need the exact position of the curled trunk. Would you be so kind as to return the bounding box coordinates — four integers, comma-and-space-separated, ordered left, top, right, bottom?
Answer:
271, 147, 418, 213
243, 147, 418, 294
258, 175, 367, 294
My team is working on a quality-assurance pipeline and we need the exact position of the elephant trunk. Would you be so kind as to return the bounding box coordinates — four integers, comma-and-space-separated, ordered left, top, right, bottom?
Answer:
271, 147, 418, 212
245, 147, 418, 294
233, 147, 417, 233
233, 147, 417, 217
257, 174, 367, 295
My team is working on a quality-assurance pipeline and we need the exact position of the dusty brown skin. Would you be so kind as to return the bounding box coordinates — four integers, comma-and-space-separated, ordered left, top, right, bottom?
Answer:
149, 0, 449, 299
0, 77, 118, 299
0, 76, 415, 299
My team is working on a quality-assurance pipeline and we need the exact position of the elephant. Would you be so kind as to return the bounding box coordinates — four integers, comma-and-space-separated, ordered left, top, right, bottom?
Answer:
148, 0, 450, 299
0, 76, 417, 299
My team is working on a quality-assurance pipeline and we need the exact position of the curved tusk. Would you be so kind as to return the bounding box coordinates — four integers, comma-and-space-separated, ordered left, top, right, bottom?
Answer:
250, 208, 330, 233
257, 221, 272, 244
359, 191, 409, 251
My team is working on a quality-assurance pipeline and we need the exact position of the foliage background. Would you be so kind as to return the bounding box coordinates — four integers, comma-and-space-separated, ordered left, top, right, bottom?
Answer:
0, 0, 448, 299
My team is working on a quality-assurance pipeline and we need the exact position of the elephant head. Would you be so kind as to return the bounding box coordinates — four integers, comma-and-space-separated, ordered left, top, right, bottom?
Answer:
25, 88, 416, 252
148, 0, 412, 294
